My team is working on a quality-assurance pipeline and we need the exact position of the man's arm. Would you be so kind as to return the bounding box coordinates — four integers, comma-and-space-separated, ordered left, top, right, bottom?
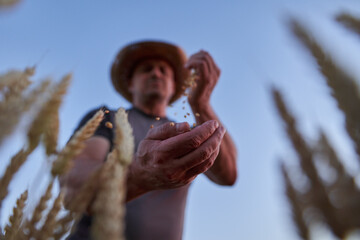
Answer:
186, 50, 238, 186
59, 136, 109, 207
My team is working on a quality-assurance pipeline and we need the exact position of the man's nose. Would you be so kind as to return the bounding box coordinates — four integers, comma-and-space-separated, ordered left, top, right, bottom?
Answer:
150, 67, 162, 78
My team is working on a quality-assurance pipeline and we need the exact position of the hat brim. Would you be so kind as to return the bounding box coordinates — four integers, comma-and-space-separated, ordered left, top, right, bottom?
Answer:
111, 41, 189, 104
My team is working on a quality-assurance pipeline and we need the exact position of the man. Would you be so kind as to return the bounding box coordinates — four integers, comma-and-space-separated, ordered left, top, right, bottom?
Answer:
63, 41, 237, 240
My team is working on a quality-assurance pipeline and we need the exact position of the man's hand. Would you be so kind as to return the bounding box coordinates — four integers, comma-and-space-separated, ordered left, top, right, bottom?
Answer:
128, 120, 226, 192
185, 50, 221, 106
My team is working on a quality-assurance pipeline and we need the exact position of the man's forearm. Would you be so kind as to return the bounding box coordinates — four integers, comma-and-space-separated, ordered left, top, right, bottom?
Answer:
190, 102, 237, 185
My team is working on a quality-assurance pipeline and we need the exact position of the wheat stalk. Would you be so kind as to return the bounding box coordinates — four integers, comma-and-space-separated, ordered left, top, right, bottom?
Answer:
4, 190, 28, 240
0, 148, 31, 210
27, 74, 71, 152
290, 19, 360, 163
51, 109, 104, 176
272, 88, 347, 238
91, 152, 126, 240
114, 108, 134, 166
0, 68, 43, 146
52, 211, 77, 240
336, 13, 360, 37
21, 180, 54, 239
37, 191, 64, 240
43, 109, 59, 156
280, 163, 310, 240
0, 67, 34, 96
91, 108, 134, 240
315, 132, 360, 230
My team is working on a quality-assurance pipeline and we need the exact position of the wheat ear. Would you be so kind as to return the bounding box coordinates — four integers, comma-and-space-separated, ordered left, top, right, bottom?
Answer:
4, 190, 28, 240
37, 191, 64, 240
21, 180, 54, 239
27, 74, 71, 152
0, 148, 31, 209
51, 109, 104, 176
272, 88, 347, 238
336, 13, 360, 36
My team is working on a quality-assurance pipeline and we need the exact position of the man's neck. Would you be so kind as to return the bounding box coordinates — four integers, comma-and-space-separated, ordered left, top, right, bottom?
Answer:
132, 101, 167, 117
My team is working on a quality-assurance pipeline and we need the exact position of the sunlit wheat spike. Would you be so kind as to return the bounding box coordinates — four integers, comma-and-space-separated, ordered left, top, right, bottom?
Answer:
0, 148, 30, 209
27, 73, 71, 152
56, 166, 107, 239
0, 67, 34, 94
272, 88, 348, 238
37, 191, 64, 240
0, 79, 51, 147
91, 151, 126, 240
52, 212, 76, 240
336, 13, 360, 37
4, 190, 28, 240
290, 19, 360, 163
51, 109, 104, 176
280, 163, 310, 240
0, 69, 42, 147
22, 79, 51, 111
114, 108, 134, 166
43, 110, 59, 156
23, 180, 54, 239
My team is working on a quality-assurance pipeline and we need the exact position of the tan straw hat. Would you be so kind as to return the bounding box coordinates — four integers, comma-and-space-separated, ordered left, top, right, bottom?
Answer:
111, 41, 189, 104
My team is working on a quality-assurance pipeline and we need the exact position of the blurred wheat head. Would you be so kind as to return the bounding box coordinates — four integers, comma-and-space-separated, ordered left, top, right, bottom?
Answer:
0, 68, 134, 240
273, 13, 360, 240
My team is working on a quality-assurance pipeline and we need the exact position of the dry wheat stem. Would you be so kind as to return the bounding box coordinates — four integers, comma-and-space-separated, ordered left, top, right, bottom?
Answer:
91, 152, 126, 240
4, 190, 28, 240
91, 108, 134, 240
316, 132, 360, 229
21, 180, 54, 239
0, 79, 51, 146
0, 148, 31, 209
336, 13, 360, 36
37, 191, 64, 240
272, 88, 347, 238
27, 74, 71, 152
0, 67, 34, 95
52, 212, 76, 240
51, 109, 104, 176
54, 165, 106, 239
43, 110, 59, 156
0, 69, 44, 146
114, 108, 134, 166
290, 19, 360, 163
280, 163, 310, 240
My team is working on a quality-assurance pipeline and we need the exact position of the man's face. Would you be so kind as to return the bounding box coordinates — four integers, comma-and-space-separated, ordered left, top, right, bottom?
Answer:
129, 58, 175, 104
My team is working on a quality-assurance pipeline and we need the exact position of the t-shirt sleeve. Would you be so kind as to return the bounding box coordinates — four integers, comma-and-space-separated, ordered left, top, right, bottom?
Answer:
72, 106, 114, 148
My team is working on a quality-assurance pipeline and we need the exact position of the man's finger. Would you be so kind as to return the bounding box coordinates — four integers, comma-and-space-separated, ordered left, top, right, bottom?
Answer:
160, 120, 220, 157
146, 122, 190, 140
175, 125, 225, 170
184, 149, 219, 179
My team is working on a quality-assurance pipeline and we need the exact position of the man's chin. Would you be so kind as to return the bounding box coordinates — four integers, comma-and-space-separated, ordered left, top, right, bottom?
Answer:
144, 92, 171, 104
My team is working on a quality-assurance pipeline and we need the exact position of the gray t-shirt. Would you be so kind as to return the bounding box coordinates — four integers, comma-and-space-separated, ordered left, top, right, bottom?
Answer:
67, 107, 190, 240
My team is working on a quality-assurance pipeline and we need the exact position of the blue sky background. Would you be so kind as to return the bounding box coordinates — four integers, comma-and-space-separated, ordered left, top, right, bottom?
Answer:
1, 0, 360, 239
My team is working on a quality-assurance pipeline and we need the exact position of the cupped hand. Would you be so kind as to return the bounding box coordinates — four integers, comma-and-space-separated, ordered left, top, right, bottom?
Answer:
185, 50, 221, 106
129, 120, 226, 191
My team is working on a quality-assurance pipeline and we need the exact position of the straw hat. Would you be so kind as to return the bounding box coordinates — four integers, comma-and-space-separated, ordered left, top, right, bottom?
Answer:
111, 41, 189, 104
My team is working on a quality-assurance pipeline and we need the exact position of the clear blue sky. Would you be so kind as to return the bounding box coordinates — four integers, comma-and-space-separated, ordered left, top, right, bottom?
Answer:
1, 0, 360, 239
